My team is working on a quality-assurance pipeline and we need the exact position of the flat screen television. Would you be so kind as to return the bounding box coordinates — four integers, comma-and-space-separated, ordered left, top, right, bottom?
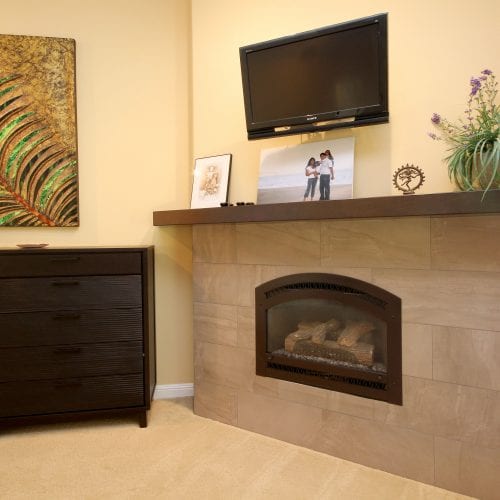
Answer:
239, 13, 388, 140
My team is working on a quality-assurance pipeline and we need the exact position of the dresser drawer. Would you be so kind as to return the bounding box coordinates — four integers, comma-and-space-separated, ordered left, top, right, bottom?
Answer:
0, 250, 142, 278
0, 275, 142, 313
0, 341, 143, 382
0, 373, 145, 418
0, 308, 143, 347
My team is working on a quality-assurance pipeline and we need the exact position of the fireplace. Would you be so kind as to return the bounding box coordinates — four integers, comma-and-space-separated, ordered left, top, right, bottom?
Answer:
255, 273, 402, 404
188, 210, 499, 498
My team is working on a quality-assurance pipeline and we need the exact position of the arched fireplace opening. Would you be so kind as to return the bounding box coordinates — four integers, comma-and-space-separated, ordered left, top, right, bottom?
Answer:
255, 273, 402, 405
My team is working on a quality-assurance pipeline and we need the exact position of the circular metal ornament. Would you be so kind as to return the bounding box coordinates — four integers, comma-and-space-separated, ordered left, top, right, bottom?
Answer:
393, 164, 425, 194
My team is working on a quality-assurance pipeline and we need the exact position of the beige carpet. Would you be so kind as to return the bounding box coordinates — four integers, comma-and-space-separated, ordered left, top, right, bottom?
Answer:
0, 398, 473, 500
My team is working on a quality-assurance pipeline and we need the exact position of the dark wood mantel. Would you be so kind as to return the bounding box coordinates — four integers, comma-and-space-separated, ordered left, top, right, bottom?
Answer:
153, 190, 500, 226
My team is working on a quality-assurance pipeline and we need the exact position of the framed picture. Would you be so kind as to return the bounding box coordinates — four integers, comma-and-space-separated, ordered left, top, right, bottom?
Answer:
191, 154, 231, 209
0, 34, 78, 226
257, 137, 355, 204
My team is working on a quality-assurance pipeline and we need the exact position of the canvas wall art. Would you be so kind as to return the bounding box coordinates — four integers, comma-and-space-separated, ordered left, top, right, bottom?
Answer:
257, 137, 355, 204
0, 34, 78, 226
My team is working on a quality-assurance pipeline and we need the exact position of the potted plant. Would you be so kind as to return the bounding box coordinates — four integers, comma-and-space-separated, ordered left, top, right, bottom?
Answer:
429, 69, 499, 194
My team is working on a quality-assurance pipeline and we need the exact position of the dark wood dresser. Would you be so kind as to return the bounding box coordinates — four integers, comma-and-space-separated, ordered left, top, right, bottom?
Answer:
0, 246, 155, 428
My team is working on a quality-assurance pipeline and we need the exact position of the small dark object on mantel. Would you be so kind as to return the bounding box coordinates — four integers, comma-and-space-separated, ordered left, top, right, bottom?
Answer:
393, 164, 425, 194
16, 243, 49, 249
220, 202, 255, 207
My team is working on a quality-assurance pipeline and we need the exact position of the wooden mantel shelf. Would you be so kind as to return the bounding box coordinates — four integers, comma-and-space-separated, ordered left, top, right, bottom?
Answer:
153, 190, 500, 226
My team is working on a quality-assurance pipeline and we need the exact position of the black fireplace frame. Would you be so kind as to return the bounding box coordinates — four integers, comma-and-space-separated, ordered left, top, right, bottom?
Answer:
255, 273, 402, 405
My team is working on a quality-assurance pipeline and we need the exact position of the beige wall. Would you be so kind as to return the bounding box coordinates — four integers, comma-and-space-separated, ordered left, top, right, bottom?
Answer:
192, 0, 500, 199
1, 1, 498, 386
0, 0, 194, 384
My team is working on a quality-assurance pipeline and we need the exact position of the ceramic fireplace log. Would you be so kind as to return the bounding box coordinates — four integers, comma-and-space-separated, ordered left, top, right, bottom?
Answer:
337, 320, 376, 347
289, 339, 374, 366
310, 318, 342, 344
285, 319, 341, 351
284, 322, 319, 351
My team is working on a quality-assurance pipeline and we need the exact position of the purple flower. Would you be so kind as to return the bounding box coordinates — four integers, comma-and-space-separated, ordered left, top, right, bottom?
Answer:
469, 77, 482, 96
427, 67, 496, 147
431, 113, 441, 124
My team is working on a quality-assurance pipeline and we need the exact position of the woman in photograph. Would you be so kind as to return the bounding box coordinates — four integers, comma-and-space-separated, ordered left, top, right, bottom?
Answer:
303, 157, 318, 201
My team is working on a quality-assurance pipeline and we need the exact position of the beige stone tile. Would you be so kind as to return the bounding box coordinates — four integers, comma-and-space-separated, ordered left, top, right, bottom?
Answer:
321, 217, 431, 269
433, 326, 500, 391
435, 436, 500, 500
236, 264, 259, 307
252, 375, 280, 398
237, 390, 323, 448
193, 262, 267, 309
194, 341, 255, 392
373, 376, 500, 448
403, 323, 433, 379
192, 223, 237, 263
257, 264, 325, 284
431, 214, 500, 272
194, 381, 238, 425
277, 379, 329, 409
192, 262, 240, 305
237, 306, 255, 351
308, 409, 435, 484
193, 302, 238, 346
373, 268, 500, 331
327, 390, 376, 419
318, 265, 373, 283
236, 221, 321, 265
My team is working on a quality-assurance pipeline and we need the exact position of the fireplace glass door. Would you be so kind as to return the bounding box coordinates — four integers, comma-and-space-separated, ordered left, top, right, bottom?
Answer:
256, 273, 402, 404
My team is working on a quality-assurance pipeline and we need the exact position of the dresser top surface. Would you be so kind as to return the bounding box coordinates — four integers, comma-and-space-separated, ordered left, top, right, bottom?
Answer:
0, 246, 153, 255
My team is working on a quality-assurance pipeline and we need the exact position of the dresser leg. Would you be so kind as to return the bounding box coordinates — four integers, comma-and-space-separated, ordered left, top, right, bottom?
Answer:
139, 411, 148, 428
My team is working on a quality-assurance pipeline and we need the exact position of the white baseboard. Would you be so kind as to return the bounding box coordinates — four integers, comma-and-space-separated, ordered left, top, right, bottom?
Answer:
153, 383, 194, 400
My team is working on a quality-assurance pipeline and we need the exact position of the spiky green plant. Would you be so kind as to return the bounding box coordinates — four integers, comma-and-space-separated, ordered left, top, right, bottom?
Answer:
0, 74, 78, 226
429, 69, 500, 195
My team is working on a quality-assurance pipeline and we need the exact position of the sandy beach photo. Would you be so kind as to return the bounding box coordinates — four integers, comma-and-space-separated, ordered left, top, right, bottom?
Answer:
257, 137, 355, 204
257, 184, 353, 204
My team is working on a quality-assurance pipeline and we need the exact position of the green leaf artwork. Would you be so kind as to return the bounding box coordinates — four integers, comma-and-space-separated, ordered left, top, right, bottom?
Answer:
0, 35, 78, 226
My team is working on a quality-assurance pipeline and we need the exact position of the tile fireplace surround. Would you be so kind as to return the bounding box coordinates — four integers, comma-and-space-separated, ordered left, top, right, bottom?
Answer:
154, 192, 500, 500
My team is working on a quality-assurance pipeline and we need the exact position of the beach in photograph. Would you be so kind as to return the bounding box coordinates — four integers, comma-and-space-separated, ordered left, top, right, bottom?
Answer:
257, 184, 353, 204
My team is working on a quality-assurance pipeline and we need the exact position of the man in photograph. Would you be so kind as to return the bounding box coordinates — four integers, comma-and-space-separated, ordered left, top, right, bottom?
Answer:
318, 151, 334, 200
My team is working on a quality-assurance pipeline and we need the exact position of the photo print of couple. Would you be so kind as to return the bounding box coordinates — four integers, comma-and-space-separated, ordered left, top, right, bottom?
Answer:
257, 137, 354, 204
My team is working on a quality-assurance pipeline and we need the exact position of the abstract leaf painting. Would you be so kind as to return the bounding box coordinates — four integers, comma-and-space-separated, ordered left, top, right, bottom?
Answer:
0, 35, 78, 226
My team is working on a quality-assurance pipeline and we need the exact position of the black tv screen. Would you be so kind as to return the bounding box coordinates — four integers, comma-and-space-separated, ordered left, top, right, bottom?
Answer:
239, 13, 388, 140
